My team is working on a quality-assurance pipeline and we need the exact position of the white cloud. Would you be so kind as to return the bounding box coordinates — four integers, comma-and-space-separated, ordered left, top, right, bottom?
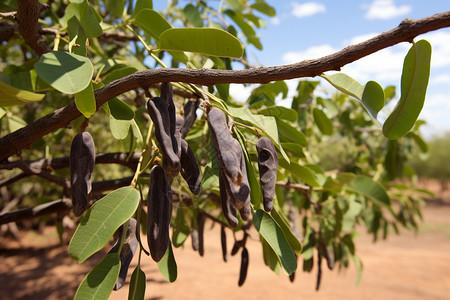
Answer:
431, 74, 450, 85
292, 2, 326, 19
270, 16, 281, 25
420, 30, 450, 69
282, 44, 336, 63
364, 0, 412, 20
229, 83, 257, 102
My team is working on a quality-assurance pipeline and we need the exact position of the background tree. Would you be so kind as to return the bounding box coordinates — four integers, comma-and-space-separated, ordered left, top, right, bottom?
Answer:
0, 1, 449, 299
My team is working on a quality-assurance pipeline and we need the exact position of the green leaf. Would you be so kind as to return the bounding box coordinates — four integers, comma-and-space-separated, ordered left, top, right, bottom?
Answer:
157, 242, 177, 282
279, 159, 325, 187
226, 105, 289, 162
35, 51, 94, 94
131, 9, 171, 41
62, 1, 102, 38
107, 98, 135, 140
69, 187, 140, 263
0, 81, 44, 106
251, 2, 276, 17
261, 235, 281, 275
407, 131, 428, 153
271, 207, 302, 254
128, 265, 146, 300
259, 106, 297, 122
7, 114, 27, 132
321, 73, 385, 119
313, 108, 334, 135
75, 82, 96, 118
276, 119, 307, 146
224, 0, 243, 11
132, 0, 153, 16
74, 253, 120, 300
172, 207, 190, 247
382, 40, 432, 139
102, 67, 137, 85
253, 210, 297, 275
159, 28, 244, 58
347, 175, 390, 207
67, 16, 88, 56
106, 0, 124, 17
183, 3, 203, 27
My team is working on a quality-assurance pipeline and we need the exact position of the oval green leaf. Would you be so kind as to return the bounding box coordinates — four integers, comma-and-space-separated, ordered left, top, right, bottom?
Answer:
313, 108, 334, 135
108, 98, 135, 140
259, 106, 298, 122
75, 82, 96, 118
0, 81, 44, 106
276, 119, 307, 146
74, 253, 120, 300
347, 175, 390, 207
128, 265, 146, 300
159, 28, 244, 58
35, 51, 94, 94
278, 159, 325, 187
382, 40, 432, 139
253, 209, 297, 275
131, 9, 171, 40
69, 187, 140, 263
157, 242, 177, 282
271, 206, 302, 254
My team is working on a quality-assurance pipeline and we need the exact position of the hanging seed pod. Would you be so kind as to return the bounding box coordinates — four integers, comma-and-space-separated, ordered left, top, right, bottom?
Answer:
191, 229, 199, 251
146, 97, 180, 176
197, 211, 205, 256
219, 169, 238, 228
108, 218, 138, 291
147, 165, 172, 262
70, 131, 95, 217
180, 139, 201, 195
255, 137, 278, 212
181, 99, 199, 139
238, 247, 249, 287
221, 225, 227, 262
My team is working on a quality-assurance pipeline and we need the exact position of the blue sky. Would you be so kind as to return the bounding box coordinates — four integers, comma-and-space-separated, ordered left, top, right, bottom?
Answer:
155, 1, 450, 138
230, 0, 450, 138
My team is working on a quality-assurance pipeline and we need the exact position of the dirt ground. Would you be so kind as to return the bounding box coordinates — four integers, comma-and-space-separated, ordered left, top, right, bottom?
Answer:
1, 183, 450, 300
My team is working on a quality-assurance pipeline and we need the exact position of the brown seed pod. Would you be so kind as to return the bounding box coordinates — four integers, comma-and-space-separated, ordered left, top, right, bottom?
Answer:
191, 229, 199, 251
146, 97, 180, 176
221, 225, 227, 262
238, 247, 249, 287
70, 131, 95, 217
180, 139, 201, 195
316, 251, 323, 291
147, 165, 173, 262
255, 137, 278, 212
109, 218, 138, 291
197, 211, 205, 257
319, 240, 335, 270
219, 169, 238, 228
175, 114, 185, 157
181, 99, 199, 139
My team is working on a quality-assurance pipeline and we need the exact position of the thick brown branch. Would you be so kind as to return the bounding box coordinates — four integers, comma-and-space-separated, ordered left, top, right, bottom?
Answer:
0, 11, 449, 161
15, 0, 50, 56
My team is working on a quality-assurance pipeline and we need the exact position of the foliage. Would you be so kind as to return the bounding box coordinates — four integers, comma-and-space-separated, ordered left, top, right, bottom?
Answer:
0, 0, 439, 298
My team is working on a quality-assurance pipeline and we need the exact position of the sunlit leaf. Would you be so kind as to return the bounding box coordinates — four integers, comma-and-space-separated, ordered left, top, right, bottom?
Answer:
157, 242, 177, 282
0, 81, 44, 106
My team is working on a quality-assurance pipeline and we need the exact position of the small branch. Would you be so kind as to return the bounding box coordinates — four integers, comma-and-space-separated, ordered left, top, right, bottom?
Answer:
276, 181, 310, 192
0, 198, 72, 225
0, 11, 16, 18
0, 11, 450, 160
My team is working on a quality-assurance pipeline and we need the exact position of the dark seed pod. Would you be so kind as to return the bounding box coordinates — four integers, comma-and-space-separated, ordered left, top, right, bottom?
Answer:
175, 114, 184, 156
219, 169, 238, 228
237, 144, 251, 221
319, 240, 335, 270
161, 82, 176, 140
255, 137, 278, 212
221, 225, 227, 262
180, 139, 201, 195
230, 240, 242, 256
146, 97, 180, 176
197, 211, 205, 256
316, 251, 323, 291
147, 165, 173, 262
109, 218, 138, 291
191, 229, 199, 251
70, 131, 95, 217
238, 247, 249, 287
181, 99, 199, 139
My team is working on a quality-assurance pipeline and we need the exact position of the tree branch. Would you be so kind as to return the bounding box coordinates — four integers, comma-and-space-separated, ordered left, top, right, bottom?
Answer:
0, 11, 449, 161
15, 0, 50, 56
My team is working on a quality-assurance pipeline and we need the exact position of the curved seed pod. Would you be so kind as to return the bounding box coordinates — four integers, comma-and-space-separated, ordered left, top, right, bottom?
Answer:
219, 169, 238, 228
147, 97, 180, 176
316, 251, 323, 291
238, 247, 249, 287
175, 114, 184, 156
109, 218, 138, 291
319, 240, 335, 270
255, 137, 278, 212
180, 139, 201, 195
181, 99, 199, 138
70, 131, 95, 217
147, 165, 173, 262
230, 240, 242, 256
191, 229, 199, 251
197, 211, 205, 257
161, 82, 176, 138
237, 144, 251, 220
221, 225, 227, 262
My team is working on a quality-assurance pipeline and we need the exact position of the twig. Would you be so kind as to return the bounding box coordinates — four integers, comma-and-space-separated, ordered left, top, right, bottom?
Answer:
1, 11, 450, 160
